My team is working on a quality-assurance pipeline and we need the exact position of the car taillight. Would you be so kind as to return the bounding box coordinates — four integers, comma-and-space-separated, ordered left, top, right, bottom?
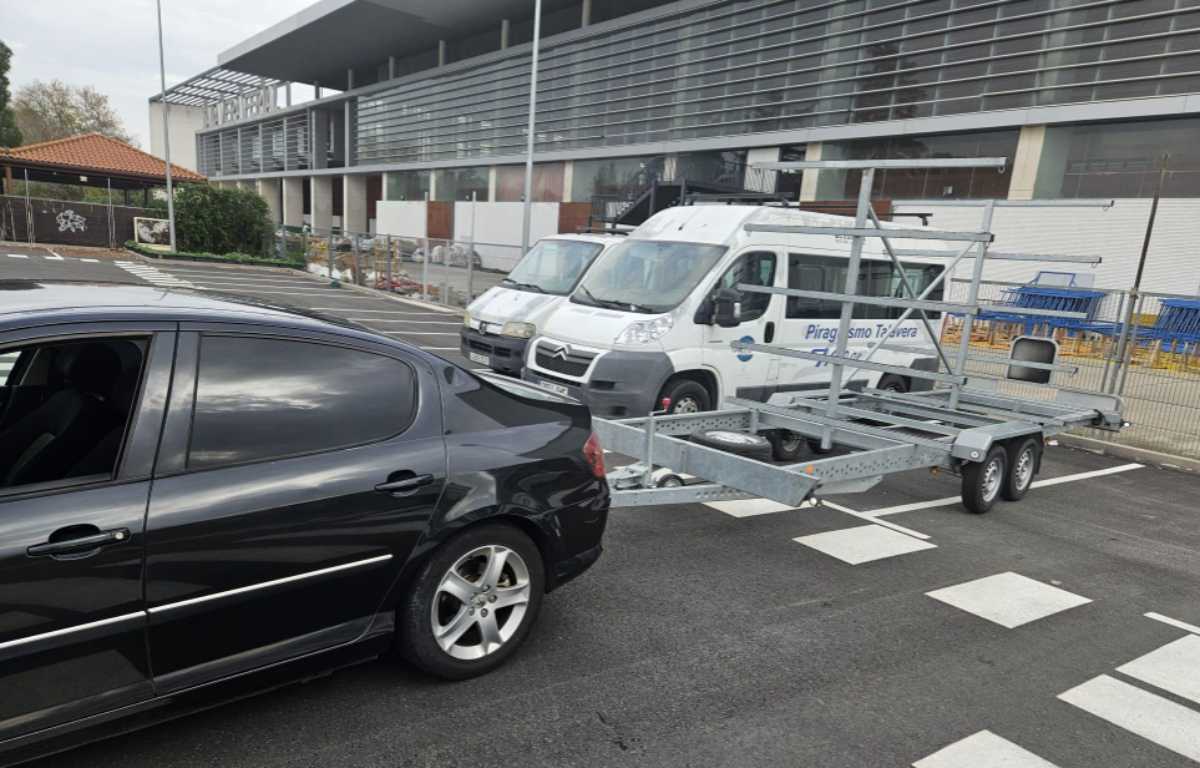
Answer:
582, 432, 605, 479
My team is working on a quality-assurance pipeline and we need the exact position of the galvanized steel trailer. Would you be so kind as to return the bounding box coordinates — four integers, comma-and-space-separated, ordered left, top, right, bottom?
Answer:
592, 158, 1125, 514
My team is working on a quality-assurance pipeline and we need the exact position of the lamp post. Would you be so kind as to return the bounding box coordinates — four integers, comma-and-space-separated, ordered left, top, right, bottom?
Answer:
520, 0, 543, 257
156, 0, 177, 252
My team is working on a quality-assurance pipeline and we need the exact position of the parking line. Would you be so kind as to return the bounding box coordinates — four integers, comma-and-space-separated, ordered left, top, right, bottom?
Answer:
863, 463, 1144, 517
1059, 675, 1200, 762
914, 730, 1060, 768
1145, 611, 1200, 636
310, 307, 454, 316
420, 347, 461, 351
349, 319, 462, 325
79, 258, 99, 263
822, 500, 932, 540
194, 288, 338, 296
6, 253, 28, 259
380, 331, 459, 336
1117, 634, 1200, 706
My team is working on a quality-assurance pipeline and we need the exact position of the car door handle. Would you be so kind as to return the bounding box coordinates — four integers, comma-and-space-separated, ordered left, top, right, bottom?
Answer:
765, 321, 776, 344
375, 473, 434, 495
28, 527, 130, 558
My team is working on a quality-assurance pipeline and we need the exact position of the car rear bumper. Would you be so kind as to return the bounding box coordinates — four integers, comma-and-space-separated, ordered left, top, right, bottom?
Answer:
460, 328, 527, 374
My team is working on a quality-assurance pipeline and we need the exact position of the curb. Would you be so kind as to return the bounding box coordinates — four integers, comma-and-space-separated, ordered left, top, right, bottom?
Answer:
127, 251, 304, 276
330, 278, 464, 315
1055, 433, 1200, 474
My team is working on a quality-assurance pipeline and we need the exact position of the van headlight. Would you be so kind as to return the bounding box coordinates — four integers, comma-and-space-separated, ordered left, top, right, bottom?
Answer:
501, 321, 536, 339
615, 314, 673, 345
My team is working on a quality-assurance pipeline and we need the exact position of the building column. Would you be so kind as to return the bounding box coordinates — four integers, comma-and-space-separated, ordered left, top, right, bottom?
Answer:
582, 0, 592, 27
257, 177, 282, 225
438, 40, 447, 67
561, 161, 574, 202
311, 175, 333, 233
500, 19, 510, 49
343, 174, 368, 234
487, 167, 498, 201
745, 147, 780, 192
428, 171, 438, 201
282, 177, 304, 228
238, 180, 255, 193
1007, 125, 1046, 201
798, 142, 847, 201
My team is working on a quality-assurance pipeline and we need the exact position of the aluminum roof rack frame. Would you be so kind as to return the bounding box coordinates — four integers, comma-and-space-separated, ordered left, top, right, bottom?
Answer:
587, 158, 1125, 515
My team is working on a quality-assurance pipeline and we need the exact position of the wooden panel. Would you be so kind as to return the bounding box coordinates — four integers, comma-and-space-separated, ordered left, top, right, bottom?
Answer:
798, 199, 893, 221
557, 202, 593, 234
426, 201, 453, 240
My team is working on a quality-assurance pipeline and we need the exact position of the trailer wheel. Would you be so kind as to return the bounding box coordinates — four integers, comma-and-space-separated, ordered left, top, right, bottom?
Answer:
766, 430, 806, 461
689, 430, 773, 462
960, 445, 1007, 514
1001, 437, 1041, 501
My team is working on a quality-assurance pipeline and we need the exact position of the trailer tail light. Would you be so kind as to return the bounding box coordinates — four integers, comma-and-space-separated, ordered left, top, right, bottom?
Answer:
583, 432, 606, 479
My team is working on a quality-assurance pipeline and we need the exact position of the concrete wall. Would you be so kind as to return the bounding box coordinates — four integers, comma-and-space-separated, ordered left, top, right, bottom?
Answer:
148, 102, 206, 173
376, 201, 429, 238
894, 199, 1200, 295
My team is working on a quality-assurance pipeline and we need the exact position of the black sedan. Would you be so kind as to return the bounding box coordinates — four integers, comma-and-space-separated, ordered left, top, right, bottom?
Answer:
0, 281, 608, 766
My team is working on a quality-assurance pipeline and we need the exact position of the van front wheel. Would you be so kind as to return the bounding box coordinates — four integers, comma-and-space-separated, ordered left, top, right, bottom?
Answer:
659, 378, 711, 415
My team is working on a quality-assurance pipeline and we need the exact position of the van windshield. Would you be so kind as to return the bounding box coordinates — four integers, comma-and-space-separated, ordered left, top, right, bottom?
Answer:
502, 239, 604, 295
572, 240, 727, 314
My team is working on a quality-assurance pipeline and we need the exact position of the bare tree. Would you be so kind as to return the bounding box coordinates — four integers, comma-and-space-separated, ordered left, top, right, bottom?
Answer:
13, 79, 133, 145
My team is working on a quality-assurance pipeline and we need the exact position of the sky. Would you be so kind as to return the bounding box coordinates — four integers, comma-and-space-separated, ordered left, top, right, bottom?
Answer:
4, 0, 315, 149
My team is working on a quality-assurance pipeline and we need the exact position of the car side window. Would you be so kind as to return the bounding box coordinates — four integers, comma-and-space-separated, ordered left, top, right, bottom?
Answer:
188, 336, 418, 471
716, 251, 777, 323
0, 351, 19, 385
0, 336, 148, 491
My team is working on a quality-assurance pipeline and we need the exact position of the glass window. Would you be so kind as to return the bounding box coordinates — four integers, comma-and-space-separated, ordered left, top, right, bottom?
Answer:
573, 239, 727, 314
433, 167, 489, 202
715, 251, 777, 322
0, 337, 147, 490
496, 163, 565, 202
786, 254, 944, 319
386, 171, 430, 201
189, 337, 417, 470
504, 238, 605, 295
1042, 117, 1200, 198
570, 156, 664, 203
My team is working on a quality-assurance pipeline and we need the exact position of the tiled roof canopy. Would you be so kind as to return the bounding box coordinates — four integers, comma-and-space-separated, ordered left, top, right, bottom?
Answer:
0, 133, 205, 183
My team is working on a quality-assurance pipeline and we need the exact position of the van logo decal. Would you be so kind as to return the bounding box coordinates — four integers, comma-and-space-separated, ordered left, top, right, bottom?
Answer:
737, 335, 754, 362
550, 344, 571, 360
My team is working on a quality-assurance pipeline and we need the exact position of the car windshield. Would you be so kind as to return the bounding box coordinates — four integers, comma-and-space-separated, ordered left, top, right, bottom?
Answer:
572, 240, 727, 314
503, 239, 605, 295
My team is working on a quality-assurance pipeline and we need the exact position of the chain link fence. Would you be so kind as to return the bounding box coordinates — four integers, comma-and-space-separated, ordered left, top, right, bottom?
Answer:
275, 228, 521, 309
944, 278, 1200, 459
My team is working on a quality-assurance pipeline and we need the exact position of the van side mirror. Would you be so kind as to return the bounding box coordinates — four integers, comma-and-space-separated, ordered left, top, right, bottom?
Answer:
713, 288, 741, 328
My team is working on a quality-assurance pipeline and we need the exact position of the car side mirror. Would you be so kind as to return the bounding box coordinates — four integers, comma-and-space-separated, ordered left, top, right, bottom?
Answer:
713, 288, 741, 328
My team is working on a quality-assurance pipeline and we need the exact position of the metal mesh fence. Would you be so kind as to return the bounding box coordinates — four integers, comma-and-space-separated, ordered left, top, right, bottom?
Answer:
944, 278, 1200, 458
277, 228, 521, 310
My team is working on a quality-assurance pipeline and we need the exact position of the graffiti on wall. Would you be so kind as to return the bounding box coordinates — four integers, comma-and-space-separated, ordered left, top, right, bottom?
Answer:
56, 209, 87, 233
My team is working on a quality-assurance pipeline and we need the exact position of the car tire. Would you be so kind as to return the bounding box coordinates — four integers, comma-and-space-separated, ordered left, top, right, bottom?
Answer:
877, 374, 909, 393
659, 378, 711, 415
398, 523, 544, 680
1002, 436, 1041, 501
689, 429, 773, 461
766, 430, 806, 461
960, 444, 1007, 514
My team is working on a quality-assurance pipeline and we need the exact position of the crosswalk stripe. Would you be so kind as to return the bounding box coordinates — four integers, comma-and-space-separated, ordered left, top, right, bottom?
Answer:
6, 253, 28, 259
914, 730, 1060, 768
1116, 634, 1200, 707
1059, 675, 1200, 762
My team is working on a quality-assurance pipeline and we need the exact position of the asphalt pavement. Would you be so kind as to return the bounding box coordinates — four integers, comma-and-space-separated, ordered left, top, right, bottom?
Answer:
9, 255, 1200, 768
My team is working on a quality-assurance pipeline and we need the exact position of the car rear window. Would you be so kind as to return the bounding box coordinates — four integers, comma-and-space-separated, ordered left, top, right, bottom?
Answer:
188, 336, 417, 470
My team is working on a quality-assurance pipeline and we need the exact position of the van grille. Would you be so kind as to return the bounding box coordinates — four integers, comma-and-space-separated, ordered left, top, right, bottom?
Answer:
534, 341, 596, 377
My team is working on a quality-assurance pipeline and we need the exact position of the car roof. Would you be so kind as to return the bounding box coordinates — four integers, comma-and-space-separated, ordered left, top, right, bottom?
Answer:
0, 280, 439, 356
545, 233, 624, 246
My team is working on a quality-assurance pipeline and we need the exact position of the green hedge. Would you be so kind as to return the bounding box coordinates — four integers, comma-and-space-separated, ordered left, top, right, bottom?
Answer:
124, 240, 305, 269
173, 184, 274, 256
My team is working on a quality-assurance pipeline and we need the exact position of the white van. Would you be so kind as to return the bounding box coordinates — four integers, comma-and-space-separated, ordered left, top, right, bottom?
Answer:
460, 234, 624, 374
521, 205, 946, 452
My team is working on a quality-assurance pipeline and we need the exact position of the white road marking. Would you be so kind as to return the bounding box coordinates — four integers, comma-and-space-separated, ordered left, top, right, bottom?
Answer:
349, 318, 462, 325
115, 261, 194, 288
794, 524, 936, 565
1059, 675, 1200, 762
420, 347, 462, 351
863, 463, 1144, 517
193, 284, 336, 292
6, 253, 28, 258
193, 288, 335, 296
1145, 612, 1200, 636
79, 258, 99, 263
310, 307, 453, 315
925, 572, 1091, 628
383, 295, 462, 314
1116, 635, 1200, 706
914, 730, 1061, 768
821, 500, 932, 541
44, 252, 63, 260
705, 498, 804, 518
380, 331, 459, 336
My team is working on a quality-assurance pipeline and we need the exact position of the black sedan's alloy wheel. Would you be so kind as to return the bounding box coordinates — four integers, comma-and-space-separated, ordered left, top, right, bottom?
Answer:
399, 524, 544, 680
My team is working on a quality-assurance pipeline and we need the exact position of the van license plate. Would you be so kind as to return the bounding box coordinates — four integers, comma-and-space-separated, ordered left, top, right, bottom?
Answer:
537, 379, 570, 397
468, 352, 490, 366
